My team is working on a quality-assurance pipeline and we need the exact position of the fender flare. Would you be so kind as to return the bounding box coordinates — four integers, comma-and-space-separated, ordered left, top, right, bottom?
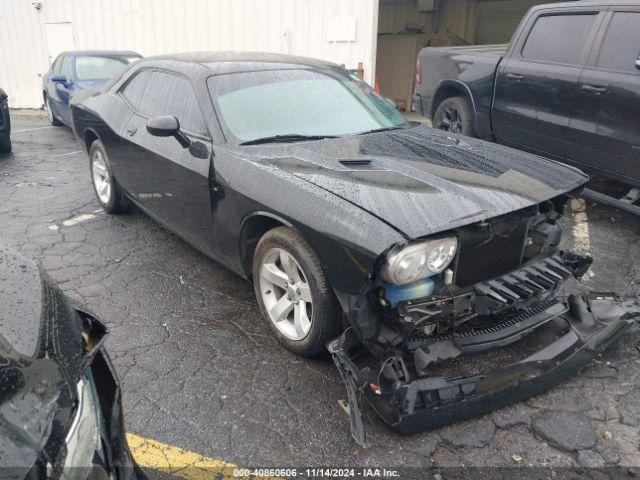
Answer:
431, 79, 480, 137
82, 127, 101, 152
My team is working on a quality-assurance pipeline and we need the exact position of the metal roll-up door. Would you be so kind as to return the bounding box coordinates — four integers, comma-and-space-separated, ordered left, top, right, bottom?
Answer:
476, 0, 546, 44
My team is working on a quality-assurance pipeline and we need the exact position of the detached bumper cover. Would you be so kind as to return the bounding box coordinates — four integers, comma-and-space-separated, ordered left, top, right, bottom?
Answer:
329, 293, 640, 443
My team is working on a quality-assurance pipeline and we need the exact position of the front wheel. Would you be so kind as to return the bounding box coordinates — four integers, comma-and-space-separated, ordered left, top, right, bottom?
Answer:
252, 226, 341, 357
433, 96, 474, 137
89, 140, 132, 214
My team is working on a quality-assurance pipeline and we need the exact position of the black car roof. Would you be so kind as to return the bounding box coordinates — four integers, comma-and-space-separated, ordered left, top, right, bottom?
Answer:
59, 50, 141, 57
140, 51, 338, 74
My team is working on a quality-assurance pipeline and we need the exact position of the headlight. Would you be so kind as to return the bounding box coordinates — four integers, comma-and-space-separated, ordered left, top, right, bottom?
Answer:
381, 237, 457, 285
61, 375, 101, 480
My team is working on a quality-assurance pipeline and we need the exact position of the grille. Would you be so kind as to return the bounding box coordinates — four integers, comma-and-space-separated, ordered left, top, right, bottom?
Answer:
455, 213, 528, 287
408, 299, 561, 344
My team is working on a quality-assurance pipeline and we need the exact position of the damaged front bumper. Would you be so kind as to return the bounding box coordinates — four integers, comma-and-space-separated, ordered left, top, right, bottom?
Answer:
76, 308, 143, 480
329, 260, 640, 444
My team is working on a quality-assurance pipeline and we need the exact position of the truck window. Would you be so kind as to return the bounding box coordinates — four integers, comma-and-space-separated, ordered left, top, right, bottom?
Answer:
595, 12, 640, 73
522, 13, 598, 65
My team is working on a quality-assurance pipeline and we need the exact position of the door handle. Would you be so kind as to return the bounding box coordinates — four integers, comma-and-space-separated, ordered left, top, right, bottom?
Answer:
506, 73, 525, 81
126, 126, 137, 136
581, 84, 608, 95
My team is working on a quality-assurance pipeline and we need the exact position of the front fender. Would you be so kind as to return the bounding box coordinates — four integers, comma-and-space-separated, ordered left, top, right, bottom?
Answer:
217, 151, 405, 294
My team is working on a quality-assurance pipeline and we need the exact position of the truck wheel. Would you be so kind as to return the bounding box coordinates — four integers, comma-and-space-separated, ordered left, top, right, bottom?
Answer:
0, 140, 11, 154
89, 140, 132, 214
252, 226, 341, 357
434, 97, 474, 137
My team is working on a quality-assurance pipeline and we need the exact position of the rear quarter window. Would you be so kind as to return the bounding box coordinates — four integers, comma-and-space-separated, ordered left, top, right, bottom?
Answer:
51, 55, 63, 74
120, 69, 151, 111
522, 13, 598, 65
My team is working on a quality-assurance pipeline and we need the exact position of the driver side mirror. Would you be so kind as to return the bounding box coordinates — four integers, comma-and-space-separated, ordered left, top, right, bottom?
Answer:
51, 74, 68, 85
146, 115, 191, 148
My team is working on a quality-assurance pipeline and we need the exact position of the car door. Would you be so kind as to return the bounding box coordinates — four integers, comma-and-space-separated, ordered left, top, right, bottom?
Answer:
53, 55, 75, 125
45, 55, 63, 97
567, 9, 640, 184
119, 69, 216, 252
493, 10, 602, 158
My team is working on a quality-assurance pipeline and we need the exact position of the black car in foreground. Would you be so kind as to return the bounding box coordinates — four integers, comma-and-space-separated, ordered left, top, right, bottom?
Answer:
413, 1, 640, 214
71, 52, 640, 443
0, 87, 11, 154
0, 245, 140, 479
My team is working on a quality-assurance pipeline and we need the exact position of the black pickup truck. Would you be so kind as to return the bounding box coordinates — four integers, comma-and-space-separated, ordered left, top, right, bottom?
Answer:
413, 1, 640, 213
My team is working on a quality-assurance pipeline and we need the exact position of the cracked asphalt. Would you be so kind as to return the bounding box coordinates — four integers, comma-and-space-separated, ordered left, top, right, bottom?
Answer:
1, 114, 640, 478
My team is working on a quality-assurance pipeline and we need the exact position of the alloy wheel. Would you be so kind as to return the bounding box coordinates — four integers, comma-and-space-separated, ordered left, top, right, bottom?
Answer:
438, 107, 463, 133
259, 247, 313, 341
91, 149, 112, 204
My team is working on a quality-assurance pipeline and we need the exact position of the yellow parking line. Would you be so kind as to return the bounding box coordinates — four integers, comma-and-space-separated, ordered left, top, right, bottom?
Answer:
126, 432, 236, 480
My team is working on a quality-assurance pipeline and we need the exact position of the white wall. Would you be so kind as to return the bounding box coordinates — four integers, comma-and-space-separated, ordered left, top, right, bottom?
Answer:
0, 0, 379, 108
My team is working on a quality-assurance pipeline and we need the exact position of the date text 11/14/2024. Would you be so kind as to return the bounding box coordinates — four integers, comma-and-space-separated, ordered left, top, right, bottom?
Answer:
232, 468, 400, 477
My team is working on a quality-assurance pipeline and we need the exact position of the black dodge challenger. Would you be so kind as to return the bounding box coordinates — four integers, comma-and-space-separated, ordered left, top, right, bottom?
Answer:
71, 52, 640, 443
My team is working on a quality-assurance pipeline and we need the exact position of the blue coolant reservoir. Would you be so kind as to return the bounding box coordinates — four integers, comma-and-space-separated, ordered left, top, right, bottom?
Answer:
382, 277, 435, 308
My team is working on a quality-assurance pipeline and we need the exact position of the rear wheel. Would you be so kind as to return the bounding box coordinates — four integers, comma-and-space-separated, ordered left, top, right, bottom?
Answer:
252, 226, 341, 357
89, 140, 132, 214
434, 96, 474, 137
44, 94, 63, 126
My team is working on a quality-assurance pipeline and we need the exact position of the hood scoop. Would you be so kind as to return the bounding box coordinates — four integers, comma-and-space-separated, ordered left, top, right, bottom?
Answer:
339, 159, 372, 168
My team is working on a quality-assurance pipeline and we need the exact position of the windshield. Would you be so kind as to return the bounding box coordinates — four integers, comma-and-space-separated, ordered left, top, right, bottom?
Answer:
208, 68, 406, 143
74, 55, 140, 81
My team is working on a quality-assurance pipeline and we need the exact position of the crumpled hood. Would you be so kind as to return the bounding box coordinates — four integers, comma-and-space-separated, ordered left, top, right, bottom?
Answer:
255, 125, 587, 239
0, 246, 85, 477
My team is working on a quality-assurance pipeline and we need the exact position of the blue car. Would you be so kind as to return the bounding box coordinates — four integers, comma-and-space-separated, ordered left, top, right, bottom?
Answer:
43, 50, 141, 127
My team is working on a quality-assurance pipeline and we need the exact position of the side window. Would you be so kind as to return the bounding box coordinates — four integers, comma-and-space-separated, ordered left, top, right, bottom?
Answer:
121, 70, 208, 137
595, 12, 640, 73
141, 72, 207, 136
522, 13, 598, 65
59, 56, 73, 80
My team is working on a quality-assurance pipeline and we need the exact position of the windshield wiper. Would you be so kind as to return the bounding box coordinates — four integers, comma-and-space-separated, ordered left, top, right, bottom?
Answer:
357, 125, 406, 136
240, 134, 338, 146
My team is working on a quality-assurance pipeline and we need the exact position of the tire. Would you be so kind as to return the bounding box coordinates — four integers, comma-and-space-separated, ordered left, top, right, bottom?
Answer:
433, 96, 475, 137
252, 226, 341, 357
0, 140, 11, 154
44, 94, 63, 127
89, 139, 132, 214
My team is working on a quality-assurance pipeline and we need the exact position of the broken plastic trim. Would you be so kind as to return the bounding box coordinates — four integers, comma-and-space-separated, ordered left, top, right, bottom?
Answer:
328, 293, 640, 443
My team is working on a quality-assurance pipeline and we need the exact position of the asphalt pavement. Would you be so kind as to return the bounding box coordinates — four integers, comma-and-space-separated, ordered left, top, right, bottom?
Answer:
1, 114, 639, 479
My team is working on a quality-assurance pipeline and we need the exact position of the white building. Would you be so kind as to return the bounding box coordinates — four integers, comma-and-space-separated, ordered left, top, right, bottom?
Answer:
0, 0, 545, 109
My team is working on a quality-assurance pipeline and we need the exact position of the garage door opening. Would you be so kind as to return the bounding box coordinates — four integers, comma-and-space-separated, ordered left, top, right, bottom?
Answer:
374, 0, 558, 111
